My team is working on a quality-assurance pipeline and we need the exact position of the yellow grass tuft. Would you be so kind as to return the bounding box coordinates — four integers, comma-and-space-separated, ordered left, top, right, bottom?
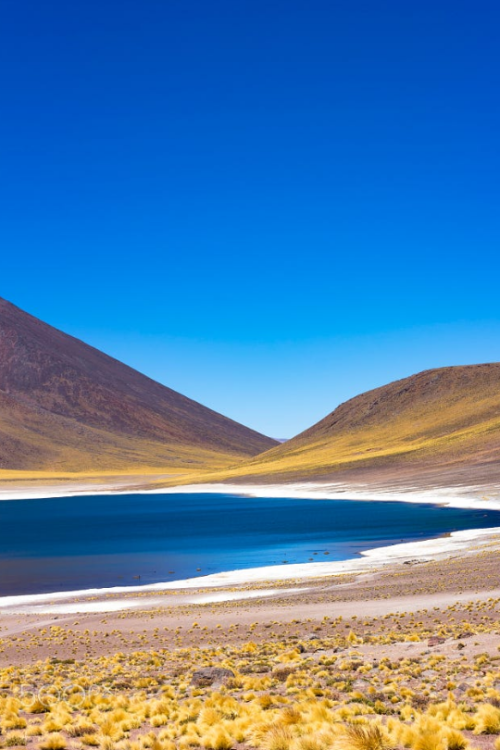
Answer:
38, 734, 67, 750
337, 723, 388, 750
473, 704, 500, 734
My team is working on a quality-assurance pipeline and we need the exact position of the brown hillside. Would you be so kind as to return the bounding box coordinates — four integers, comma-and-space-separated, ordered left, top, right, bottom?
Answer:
0, 298, 277, 471
177, 364, 500, 488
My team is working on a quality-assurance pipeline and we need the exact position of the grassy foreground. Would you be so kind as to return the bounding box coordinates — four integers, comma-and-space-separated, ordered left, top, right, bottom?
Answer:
2, 600, 500, 750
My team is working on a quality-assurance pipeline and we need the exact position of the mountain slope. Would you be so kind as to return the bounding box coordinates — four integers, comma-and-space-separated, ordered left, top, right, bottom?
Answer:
179, 364, 500, 487
0, 298, 277, 471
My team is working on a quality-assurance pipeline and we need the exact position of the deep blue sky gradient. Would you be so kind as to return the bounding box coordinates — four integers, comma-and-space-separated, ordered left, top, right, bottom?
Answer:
2, 1, 500, 437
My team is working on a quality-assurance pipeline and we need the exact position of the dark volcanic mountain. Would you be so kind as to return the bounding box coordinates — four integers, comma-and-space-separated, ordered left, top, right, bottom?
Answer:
0, 297, 277, 471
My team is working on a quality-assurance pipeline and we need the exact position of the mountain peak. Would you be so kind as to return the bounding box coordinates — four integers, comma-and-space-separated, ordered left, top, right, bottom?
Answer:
0, 299, 277, 471
200, 363, 500, 489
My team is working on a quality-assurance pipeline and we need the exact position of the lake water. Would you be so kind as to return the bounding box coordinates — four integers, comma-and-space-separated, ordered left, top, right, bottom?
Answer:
1, 492, 499, 596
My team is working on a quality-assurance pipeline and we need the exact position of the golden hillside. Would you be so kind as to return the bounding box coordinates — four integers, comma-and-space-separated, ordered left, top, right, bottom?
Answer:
0, 298, 277, 473
171, 364, 500, 487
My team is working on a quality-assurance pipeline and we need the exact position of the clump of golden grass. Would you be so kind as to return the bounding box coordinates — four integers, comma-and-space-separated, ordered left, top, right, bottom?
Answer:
473, 704, 500, 734
338, 723, 388, 750
38, 734, 67, 750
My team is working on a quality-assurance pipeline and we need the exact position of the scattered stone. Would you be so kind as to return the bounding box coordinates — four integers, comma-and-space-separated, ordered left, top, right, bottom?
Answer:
272, 665, 297, 682
240, 662, 271, 674
191, 667, 234, 687
428, 636, 446, 647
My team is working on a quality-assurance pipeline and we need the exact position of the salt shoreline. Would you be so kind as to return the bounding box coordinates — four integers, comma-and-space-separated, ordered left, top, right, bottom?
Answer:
160, 481, 500, 511
1, 479, 500, 613
1, 478, 500, 510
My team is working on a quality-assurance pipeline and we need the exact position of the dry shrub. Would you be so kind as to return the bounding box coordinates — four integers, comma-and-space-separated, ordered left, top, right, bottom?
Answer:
441, 728, 468, 750
261, 725, 295, 750
80, 734, 101, 746
294, 732, 335, 750
280, 708, 302, 725
338, 723, 387, 750
412, 731, 447, 750
38, 734, 67, 750
67, 721, 98, 737
473, 704, 500, 734
201, 727, 233, 750
5, 732, 27, 747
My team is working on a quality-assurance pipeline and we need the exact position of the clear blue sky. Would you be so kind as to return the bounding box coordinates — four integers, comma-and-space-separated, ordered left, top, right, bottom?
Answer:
2, 1, 499, 438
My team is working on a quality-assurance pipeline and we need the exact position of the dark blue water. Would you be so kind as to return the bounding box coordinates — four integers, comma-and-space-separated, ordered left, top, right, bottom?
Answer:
1, 493, 499, 596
